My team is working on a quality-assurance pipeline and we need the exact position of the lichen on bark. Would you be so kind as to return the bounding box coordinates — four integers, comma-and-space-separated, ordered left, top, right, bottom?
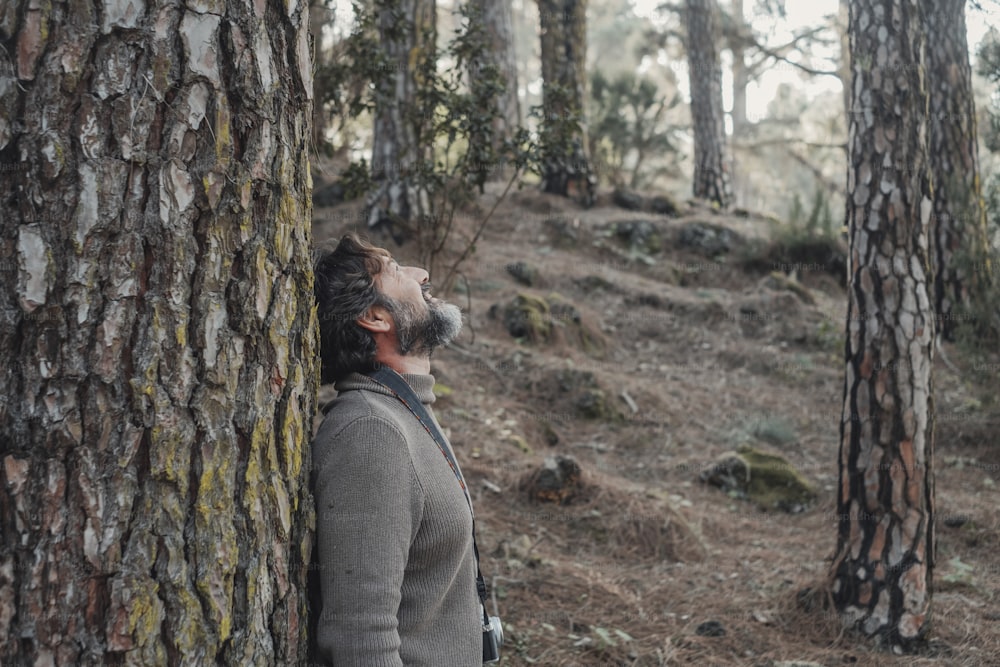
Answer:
0, 0, 318, 663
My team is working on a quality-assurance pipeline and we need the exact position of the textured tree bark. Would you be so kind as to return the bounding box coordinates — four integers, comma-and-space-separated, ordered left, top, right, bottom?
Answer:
365, 0, 436, 227
0, 0, 317, 663
470, 0, 521, 179
924, 0, 992, 340
537, 0, 596, 205
830, 0, 936, 652
685, 0, 732, 208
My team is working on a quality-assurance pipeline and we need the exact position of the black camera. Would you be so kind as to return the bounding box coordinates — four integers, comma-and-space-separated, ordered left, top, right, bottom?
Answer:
482, 615, 503, 663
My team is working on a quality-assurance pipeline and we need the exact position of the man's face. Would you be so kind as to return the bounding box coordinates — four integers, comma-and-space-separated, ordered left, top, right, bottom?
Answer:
374, 256, 463, 356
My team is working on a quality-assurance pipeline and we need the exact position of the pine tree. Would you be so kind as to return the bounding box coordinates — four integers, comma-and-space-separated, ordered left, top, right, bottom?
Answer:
0, 2, 317, 661
830, 0, 936, 651
685, 0, 733, 207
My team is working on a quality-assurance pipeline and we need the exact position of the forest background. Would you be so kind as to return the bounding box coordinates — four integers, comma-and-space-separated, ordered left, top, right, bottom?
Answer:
3, 0, 1000, 664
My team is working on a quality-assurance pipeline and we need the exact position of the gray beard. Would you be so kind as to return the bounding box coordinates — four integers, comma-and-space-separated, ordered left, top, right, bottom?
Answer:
381, 295, 463, 357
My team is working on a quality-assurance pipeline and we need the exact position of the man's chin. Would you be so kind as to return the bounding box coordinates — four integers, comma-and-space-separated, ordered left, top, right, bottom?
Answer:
432, 302, 464, 346
396, 299, 463, 356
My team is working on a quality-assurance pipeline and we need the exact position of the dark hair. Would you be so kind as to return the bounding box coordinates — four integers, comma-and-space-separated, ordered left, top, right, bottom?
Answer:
314, 234, 390, 384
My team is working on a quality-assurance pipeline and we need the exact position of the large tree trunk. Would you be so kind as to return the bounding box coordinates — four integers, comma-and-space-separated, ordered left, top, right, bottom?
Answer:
537, 0, 596, 205
365, 0, 436, 227
924, 0, 992, 340
0, 0, 317, 663
685, 0, 732, 208
469, 0, 520, 178
830, 0, 935, 652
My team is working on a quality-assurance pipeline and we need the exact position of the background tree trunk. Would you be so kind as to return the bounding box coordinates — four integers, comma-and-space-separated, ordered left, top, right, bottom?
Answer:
830, 0, 935, 651
685, 0, 733, 208
837, 0, 851, 122
728, 0, 750, 207
311, 0, 335, 150
924, 0, 991, 340
365, 0, 436, 227
537, 0, 596, 205
470, 0, 521, 176
0, 0, 317, 663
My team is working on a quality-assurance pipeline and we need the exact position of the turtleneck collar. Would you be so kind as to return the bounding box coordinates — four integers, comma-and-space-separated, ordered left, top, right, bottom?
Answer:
328, 370, 437, 412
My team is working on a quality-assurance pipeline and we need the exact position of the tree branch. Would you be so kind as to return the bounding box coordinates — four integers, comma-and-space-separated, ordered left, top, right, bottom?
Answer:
754, 47, 840, 77
732, 137, 846, 151
742, 25, 840, 78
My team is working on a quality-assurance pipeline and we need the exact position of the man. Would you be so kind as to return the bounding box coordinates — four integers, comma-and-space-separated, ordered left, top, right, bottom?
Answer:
310, 234, 483, 666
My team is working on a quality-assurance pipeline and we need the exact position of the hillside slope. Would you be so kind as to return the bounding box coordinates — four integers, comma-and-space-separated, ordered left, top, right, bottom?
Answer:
313, 185, 1000, 667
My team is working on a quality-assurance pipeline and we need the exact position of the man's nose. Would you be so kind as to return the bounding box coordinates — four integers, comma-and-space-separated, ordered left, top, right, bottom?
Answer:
404, 266, 430, 284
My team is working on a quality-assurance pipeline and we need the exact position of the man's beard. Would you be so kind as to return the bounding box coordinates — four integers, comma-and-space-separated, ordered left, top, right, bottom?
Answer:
379, 293, 463, 356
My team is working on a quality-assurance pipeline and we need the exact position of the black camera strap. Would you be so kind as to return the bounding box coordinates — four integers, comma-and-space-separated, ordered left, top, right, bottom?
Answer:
365, 367, 491, 623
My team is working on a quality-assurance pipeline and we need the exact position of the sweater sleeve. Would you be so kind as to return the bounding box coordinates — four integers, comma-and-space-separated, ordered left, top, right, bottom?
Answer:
313, 415, 424, 667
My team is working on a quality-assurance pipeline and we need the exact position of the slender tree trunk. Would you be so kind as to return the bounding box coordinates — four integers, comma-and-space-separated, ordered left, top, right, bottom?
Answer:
685, 0, 732, 208
728, 0, 749, 135
924, 0, 992, 340
831, 0, 936, 652
470, 0, 520, 180
311, 0, 334, 150
365, 0, 436, 227
537, 0, 596, 205
838, 0, 851, 122
0, 0, 317, 663
729, 0, 750, 207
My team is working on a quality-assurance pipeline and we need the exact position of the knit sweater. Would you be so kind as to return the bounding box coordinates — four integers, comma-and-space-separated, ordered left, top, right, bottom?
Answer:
311, 372, 481, 666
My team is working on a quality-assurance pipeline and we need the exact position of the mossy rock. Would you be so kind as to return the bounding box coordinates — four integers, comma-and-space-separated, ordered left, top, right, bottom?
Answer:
612, 187, 644, 211
506, 261, 539, 287
542, 217, 581, 247
678, 221, 744, 256
547, 292, 606, 356
649, 194, 680, 217
700, 444, 817, 513
522, 455, 584, 504
614, 219, 662, 254
501, 293, 552, 342
738, 232, 847, 280
547, 292, 582, 325
556, 370, 622, 421
496, 293, 605, 356
575, 388, 615, 420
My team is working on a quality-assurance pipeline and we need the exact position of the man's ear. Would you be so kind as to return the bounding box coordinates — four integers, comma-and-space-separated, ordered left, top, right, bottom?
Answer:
357, 304, 391, 334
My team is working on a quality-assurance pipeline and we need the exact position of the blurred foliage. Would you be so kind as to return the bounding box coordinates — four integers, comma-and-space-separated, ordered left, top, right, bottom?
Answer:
977, 28, 1000, 153
958, 28, 1000, 349
787, 185, 834, 239
531, 82, 595, 203
587, 69, 683, 189
319, 0, 537, 293
340, 160, 373, 200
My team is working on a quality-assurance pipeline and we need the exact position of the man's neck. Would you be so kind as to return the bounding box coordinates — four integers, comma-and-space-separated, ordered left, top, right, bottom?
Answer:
381, 357, 431, 375
376, 351, 431, 376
